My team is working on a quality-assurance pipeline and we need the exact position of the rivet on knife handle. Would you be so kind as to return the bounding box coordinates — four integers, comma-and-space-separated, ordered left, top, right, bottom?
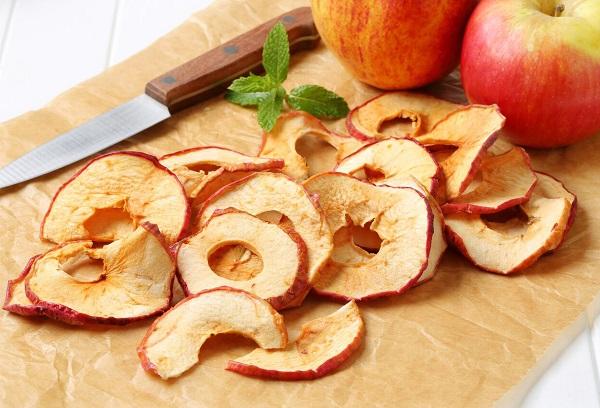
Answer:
145, 7, 320, 113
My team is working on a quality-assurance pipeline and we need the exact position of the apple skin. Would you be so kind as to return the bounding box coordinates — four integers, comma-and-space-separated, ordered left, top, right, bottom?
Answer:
310, 0, 477, 89
461, 0, 600, 148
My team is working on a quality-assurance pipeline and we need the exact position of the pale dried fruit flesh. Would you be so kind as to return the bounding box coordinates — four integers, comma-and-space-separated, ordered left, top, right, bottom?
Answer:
442, 147, 537, 214
159, 146, 283, 198
177, 209, 308, 310
3, 256, 45, 317
137, 287, 287, 379
227, 301, 364, 380
25, 223, 175, 325
259, 112, 366, 181
335, 137, 444, 200
346, 92, 462, 140
41, 151, 190, 245
445, 173, 576, 274
416, 105, 505, 199
303, 172, 443, 301
196, 172, 333, 297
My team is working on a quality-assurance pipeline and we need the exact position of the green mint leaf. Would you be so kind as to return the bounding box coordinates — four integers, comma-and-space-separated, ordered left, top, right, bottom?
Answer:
287, 85, 350, 119
225, 90, 270, 107
227, 73, 274, 93
262, 22, 289, 84
257, 87, 285, 131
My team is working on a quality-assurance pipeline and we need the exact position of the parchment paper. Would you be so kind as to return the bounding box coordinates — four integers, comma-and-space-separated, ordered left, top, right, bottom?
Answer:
1, 0, 599, 406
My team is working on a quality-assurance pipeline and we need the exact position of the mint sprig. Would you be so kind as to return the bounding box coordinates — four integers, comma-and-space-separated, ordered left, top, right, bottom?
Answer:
225, 22, 349, 132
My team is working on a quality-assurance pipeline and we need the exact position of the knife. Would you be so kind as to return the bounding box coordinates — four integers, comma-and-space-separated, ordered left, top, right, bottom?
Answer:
0, 7, 319, 189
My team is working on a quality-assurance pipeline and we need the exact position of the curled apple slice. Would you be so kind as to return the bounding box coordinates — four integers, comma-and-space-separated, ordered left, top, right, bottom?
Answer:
41, 151, 189, 245
259, 112, 366, 181
177, 209, 308, 310
442, 147, 537, 214
196, 172, 333, 300
137, 287, 287, 379
445, 173, 576, 274
227, 301, 364, 380
303, 173, 444, 301
335, 138, 444, 200
3, 256, 45, 317
25, 223, 175, 325
159, 146, 283, 198
416, 105, 505, 199
346, 92, 462, 140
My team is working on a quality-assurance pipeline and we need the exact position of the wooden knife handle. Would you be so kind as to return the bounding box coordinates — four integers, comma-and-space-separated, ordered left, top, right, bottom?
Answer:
145, 7, 319, 113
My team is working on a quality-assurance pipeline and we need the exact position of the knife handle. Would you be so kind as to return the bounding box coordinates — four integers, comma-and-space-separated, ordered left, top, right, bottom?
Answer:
145, 7, 319, 113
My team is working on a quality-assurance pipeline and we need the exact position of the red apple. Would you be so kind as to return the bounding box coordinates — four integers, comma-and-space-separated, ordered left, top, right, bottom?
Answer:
461, 0, 600, 148
310, 0, 477, 89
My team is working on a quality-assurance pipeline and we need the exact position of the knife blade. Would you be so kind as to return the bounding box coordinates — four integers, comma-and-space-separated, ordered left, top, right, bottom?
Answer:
0, 7, 319, 189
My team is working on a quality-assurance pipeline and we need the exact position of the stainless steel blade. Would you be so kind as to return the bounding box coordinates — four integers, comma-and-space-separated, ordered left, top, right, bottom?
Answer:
0, 94, 170, 189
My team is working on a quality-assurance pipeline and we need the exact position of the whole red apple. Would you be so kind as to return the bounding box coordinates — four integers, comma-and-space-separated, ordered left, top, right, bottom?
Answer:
461, 0, 600, 148
310, 0, 477, 90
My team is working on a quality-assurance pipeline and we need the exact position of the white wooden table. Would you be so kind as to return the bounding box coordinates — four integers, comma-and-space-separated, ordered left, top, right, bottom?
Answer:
0, 1, 599, 406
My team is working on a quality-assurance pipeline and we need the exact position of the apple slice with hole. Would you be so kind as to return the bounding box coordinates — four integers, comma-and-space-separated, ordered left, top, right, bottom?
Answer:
445, 172, 576, 274
137, 286, 287, 379
159, 146, 283, 198
346, 92, 462, 141
3, 255, 46, 317
41, 151, 189, 245
227, 300, 364, 380
177, 209, 308, 310
303, 172, 444, 301
442, 147, 537, 214
416, 105, 505, 199
259, 112, 366, 181
25, 223, 175, 325
335, 137, 444, 200
196, 172, 333, 305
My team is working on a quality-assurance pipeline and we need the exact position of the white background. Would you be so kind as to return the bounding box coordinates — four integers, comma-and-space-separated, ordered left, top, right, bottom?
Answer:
0, 1, 599, 406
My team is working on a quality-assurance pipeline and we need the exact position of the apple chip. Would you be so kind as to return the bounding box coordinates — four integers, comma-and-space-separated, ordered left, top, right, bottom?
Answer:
25, 223, 175, 325
442, 148, 537, 214
41, 151, 189, 245
137, 287, 287, 379
227, 301, 364, 380
196, 172, 333, 300
445, 173, 576, 274
416, 105, 505, 199
159, 146, 283, 198
303, 173, 444, 301
259, 112, 366, 181
177, 209, 308, 310
335, 138, 444, 200
346, 92, 462, 140
3, 256, 45, 317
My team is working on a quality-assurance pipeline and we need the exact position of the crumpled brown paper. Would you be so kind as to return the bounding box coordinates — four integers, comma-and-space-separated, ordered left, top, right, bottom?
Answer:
1, 0, 599, 406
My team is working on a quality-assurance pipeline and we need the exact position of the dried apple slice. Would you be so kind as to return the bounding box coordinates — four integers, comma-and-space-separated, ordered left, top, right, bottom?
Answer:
303, 173, 444, 301
227, 301, 364, 380
445, 173, 576, 274
177, 209, 308, 310
137, 287, 287, 379
41, 151, 189, 245
335, 138, 444, 200
259, 112, 366, 181
25, 223, 175, 325
159, 146, 283, 198
442, 147, 537, 214
196, 172, 333, 301
3, 256, 45, 317
346, 92, 462, 140
416, 105, 505, 199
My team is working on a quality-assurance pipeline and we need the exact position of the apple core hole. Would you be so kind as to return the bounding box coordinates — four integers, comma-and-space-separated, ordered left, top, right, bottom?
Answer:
186, 163, 222, 173
62, 253, 105, 283
378, 113, 420, 138
208, 242, 263, 281
256, 210, 284, 225
481, 207, 530, 236
351, 221, 382, 254
83, 207, 136, 242
295, 133, 338, 177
